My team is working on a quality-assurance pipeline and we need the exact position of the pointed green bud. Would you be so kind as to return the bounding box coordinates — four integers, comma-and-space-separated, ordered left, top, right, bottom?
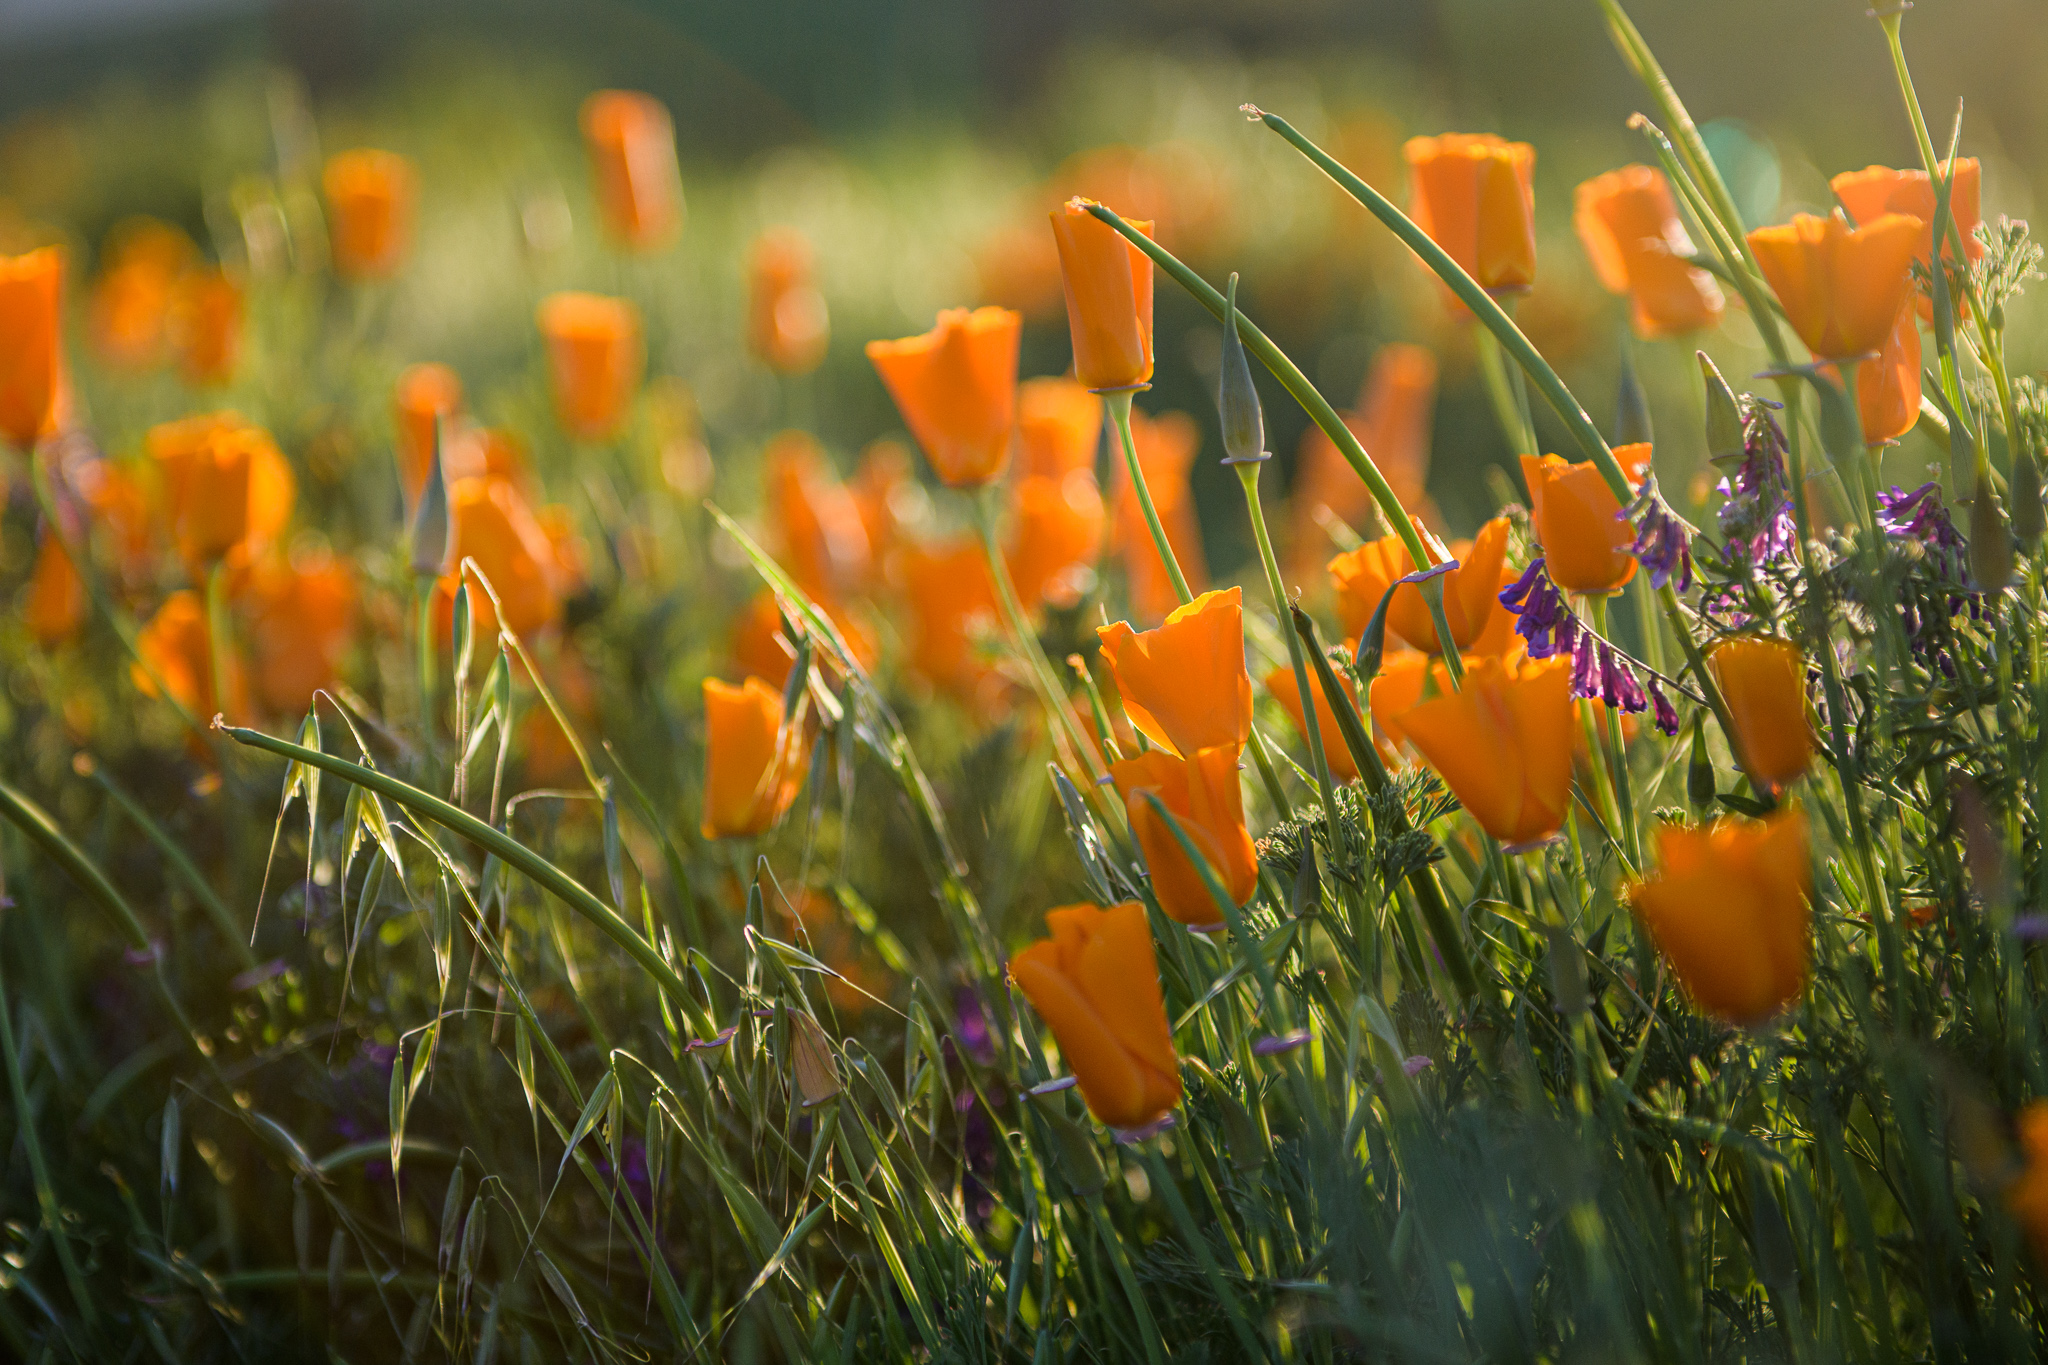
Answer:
2012, 443, 2045, 551
1969, 466, 2015, 592
409, 415, 451, 577
1615, 343, 1653, 447
1216, 273, 1267, 465
1352, 582, 1398, 681
1686, 713, 1716, 810
1699, 351, 1743, 466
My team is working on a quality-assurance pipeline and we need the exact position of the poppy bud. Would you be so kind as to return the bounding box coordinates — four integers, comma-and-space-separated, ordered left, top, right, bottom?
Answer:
1048, 198, 1154, 393
1970, 468, 2015, 593
0, 247, 65, 449
2011, 445, 2045, 551
1615, 346, 1653, 448
1700, 352, 1744, 466
700, 675, 811, 840
410, 419, 451, 577
1686, 713, 1716, 810
536, 292, 643, 443
1215, 274, 1265, 465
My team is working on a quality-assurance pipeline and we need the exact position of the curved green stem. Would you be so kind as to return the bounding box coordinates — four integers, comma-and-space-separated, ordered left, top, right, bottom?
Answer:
1238, 463, 1334, 818
1103, 389, 1192, 607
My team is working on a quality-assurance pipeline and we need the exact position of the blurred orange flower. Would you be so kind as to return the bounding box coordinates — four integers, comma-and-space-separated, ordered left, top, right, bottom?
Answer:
746, 228, 829, 375
88, 219, 193, 370
1289, 343, 1438, 572
242, 551, 356, 717
849, 438, 914, 575
1747, 210, 1924, 360
866, 306, 1021, 488
1096, 586, 1250, 759
148, 413, 295, 572
1405, 133, 1536, 296
1630, 808, 1810, 1025
730, 589, 878, 689
2006, 1102, 2048, 1267
973, 219, 1063, 320
1009, 901, 1180, 1130
1842, 299, 1921, 445
133, 589, 246, 721
1016, 375, 1102, 481
170, 268, 242, 387
1266, 664, 1360, 782
1049, 198, 1154, 392
1112, 408, 1207, 622
537, 291, 643, 442
1328, 516, 1509, 655
1574, 165, 1724, 338
893, 538, 1001, 708
1116, 745, 1257, 925
24, 530, 85, 648
765, 430, 870, 602
1006, 471, 1105, 613
1708, 636, 1814, 791
1520, 443, 1652, 594
700, 675, 810, 840
394, 363, 464, 505
323, 148, 416, 281
445, 474, 562, 639
0, 247, 64, 449
580, 90, 684, 252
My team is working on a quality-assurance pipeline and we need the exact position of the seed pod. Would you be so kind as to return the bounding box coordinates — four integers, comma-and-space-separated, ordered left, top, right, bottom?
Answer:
1216, 273, 1267, 466
1969, 466, 2014, 592
1699, 351, 1743, 466
2011, 443, 2045, 551
1686, 713, 1716, 811
1616, 345, 1653, 448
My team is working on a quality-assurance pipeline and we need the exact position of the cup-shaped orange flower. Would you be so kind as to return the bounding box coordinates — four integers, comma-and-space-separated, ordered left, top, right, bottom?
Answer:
765, 430, 871, 602
1629, 808, 1810, 1025
1328, 516, 1509, 655
1371, 650, 1573, 848
1017, 375, 1103, 480
243, 552, 356, 717
1405, 133, 1536, 295
1006, 471, 1105, 613
1843, 299, 1921, 445
1708, 636, 1814, 790
1009, 901, 1181, 1130
2005, 1102, 2048, 1267
1520, 443, 1653, 594
537, 292, 643, 442
747, 228, 829, 375
133, 589, 247, 721
1048, 198, 1154, 392
150, 414, 296, 571
447, 474, 562, 638
700, 675, 811, 840
88, 220, 192, 371
1096, 587, 1251, 758
1265, 664, 1358, 781
1574, 165, 1723, 338
24, 531, 85, 649
1115, 746, 1258, 925
323, 149, 416, 281
395, 363, 464, 506
894, 539, 1002, 708
866, 306, 1021, 487
0, 247, 64, 450
1746, 210, 1924, 361
1289, 343, 1437, 574
1831, 159, 1981, 272
170, 268, 242, 387
580, 90, 684, 252
1112, 408, 1208, 622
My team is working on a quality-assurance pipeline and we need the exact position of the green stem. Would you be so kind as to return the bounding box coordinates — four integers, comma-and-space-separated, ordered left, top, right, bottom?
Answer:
1585, 594, 1641, 869
1104, 389, 1192, 607
1238, 464, 1335, 820
1476, 325, 1537, 457
204, 559, 237, 721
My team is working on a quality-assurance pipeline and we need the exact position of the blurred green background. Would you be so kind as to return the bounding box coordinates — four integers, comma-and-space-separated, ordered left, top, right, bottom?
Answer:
3, 0, 2042, 565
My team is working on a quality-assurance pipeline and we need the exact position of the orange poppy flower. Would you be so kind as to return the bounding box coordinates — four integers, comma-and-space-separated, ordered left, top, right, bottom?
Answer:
893, 539, 1002, 708
849, 438, 913, 576
1746, 210, 1925, 361
1115, 746, 1258, 926
24, 530, 85, 648
765, 430, 870, 602
1405, 133, 1537, 296
1840, 299, 1921, 445
1630, 808, 1810, 1025
1006, 471, 1105, 613
242, 551, 356, 717
700, 675, 811, 840
1371, 650, 1573, 848
2006, 1101, 2048, 1267
72, 455, 157, 588
170, 268, 242, 387
1265, 664, 1358, 782
133, 589, 247, 721
394, 363, 464, 506
746, 228, 829, 375
1520, 443, 1653, 594
1048, 198, 1154, 392
148, 413, 296, 571
580, 90, 684, 252
866, 306, 1021, 488
1574, 164, 1724, 338
974, 219, 1064, 321
0, 247, 64, 450
1831, 159, 1982, 271
537, 292, 643, 442
730, 589, 878, 689
1289, 343, 1438, 572
1112, 408, 1208, 622
445, 474, 562, 639
1096, 586, 1250, 759
323, 149, 416, 281
1016, 375, 1102, 480
1708, 636, 1813, 791
1328, 516, 1510, 655
1009, 901, 1180, 1130
88, 219, 193, 371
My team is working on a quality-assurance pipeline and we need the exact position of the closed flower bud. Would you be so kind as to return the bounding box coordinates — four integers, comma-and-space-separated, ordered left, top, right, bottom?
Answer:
1686, 713, 1716, 810
1009, 902, 1181, 1131
1520, 445, 1652, 593
394, 363, 464, 508
1405, 133, 1537, 299
2010, 445, 2045, 551
1215, 274, 1265, 465
537, 292, 643, 442
579, 90, 684, 253
1699, 352, 1744, 466
1970, 469, 2015, 593
322, 149, 417, 281
1708, 636, 1813, 791
1574, 164, 1722, 338
1049, 198, 1154, 393
409, 422, 451, 577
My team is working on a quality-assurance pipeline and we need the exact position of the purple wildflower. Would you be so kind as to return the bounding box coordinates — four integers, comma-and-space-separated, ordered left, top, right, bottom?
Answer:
1715, 401, 1796, 567
1401, 1054, 1434, 1078
1624, 475, 1694, 591
1251, 1029, 1311, 1057
1499, 558, 1582, 659
953, 984, 997, 1066
1506, 558, 1679, 736
1646, 678, 1679, 737
1877, 482, 1969, 578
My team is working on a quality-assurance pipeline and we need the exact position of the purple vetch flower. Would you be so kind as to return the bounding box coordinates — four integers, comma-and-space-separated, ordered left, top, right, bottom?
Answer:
1499, 558, 1582, 660
1623, 475, 1695, 591
1504, 558, 1680, 737
1252, 1029, 1311, 1057
1401, 1054, 1434, 1077
230, 959, 288, 992
1878, 482, 1968, 576
2012, 915, 2048, 942
1715, 400, 1797, 568
686, 1025, 739, 1053
1112, 1113, 1178, 1145
594, 1135, 654, 1214
1647, 678, 1679, 736
953, 984, 997, 1066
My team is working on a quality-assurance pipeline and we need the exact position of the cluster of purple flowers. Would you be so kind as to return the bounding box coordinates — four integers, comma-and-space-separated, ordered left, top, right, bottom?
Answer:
1498, 559, 1681, 735
1624, 474, 1694, 592
1715, 402, 1797, 568
1874, 481, 1984, 663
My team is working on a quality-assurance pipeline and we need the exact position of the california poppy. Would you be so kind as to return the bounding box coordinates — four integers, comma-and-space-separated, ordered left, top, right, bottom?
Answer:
1629, 808, 1810, 1025
1405, 133, 1537, 296
1708, 636, 1814, 790
149, 413, 296, 572
1048, 198, 1154, 392
893, 539, 1002, 708
1116, 746, 1256, 926
445, 474, 562, 638
747, 228, 829, 375
2005, 1101, 2048, 1266
1746, 210, 1925, 360
765, 430, 870, 602
537, 291, 643, 442
170, 268, 242, 387
1006, 471, 1105, 613
1843, 299, 1922, 445
242, 551, 356, 716
1009, 901, 1180, 1130
133, 589, 247, 721
580, 90, 685, 252
88, 219, 192, 371
24, 530, 85, 648
323, 149, 417, 281
1112, 408, 1208, 622
700, 675, 810, 840
1328, 516, 1510, 655
394, 363, 465, 506
1831, 159, 1982, 272
1096, 587, 1251, 758
1372, 650, 1573, 848
1574, 164, 1724, 338
1520, 443, 1653, 594
849, 438, 913, 576
1266, 664, 1361, 782
0, 247, 64, 450
866, 306, 1021, 488
1289, 343, 1438, 572
1016, 375, 1102, 481
730, 589, 879, 690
